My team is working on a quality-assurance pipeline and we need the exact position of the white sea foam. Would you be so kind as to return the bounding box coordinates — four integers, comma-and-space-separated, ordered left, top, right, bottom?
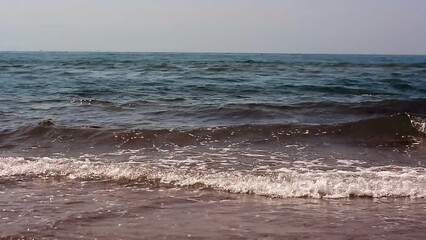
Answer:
411, 115, 426, 134
0, 157, 425, 199
336, 159, 365, 166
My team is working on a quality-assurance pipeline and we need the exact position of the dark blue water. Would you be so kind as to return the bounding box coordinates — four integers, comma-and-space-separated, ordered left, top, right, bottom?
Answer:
1, 52, 425, 130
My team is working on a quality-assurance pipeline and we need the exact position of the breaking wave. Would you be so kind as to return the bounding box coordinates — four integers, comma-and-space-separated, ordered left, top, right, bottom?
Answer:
0, 157, 425, 199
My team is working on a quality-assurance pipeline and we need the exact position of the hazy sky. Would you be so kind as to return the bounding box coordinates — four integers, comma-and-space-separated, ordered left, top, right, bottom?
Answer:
1, 0, 426, 54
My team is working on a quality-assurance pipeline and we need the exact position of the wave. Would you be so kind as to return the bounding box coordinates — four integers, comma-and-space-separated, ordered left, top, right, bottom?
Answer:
56, 98, 426, 126
72, 98, 426, 116
185, 99, 426, 121
0, 113, 424, 151
0, 157, 425, 199
228, 98, 426, 115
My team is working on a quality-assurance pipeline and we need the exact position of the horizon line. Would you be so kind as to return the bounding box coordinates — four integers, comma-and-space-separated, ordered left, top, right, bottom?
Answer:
1, 50, 426, 57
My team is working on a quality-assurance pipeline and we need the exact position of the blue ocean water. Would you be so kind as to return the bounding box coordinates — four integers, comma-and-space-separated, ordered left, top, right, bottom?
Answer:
1, 51, 426, 168
1, 52, 425, 130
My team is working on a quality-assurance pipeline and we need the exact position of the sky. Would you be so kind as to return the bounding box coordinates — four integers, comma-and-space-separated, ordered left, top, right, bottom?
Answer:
1, 0, 426, 54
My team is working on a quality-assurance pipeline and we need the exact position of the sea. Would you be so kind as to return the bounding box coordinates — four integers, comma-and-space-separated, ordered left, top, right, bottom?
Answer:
0, 52, 425, 239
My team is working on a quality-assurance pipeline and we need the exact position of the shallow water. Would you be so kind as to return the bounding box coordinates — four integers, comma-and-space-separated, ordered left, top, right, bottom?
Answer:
0, 52, 426, 238
1, 180, 426, 239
